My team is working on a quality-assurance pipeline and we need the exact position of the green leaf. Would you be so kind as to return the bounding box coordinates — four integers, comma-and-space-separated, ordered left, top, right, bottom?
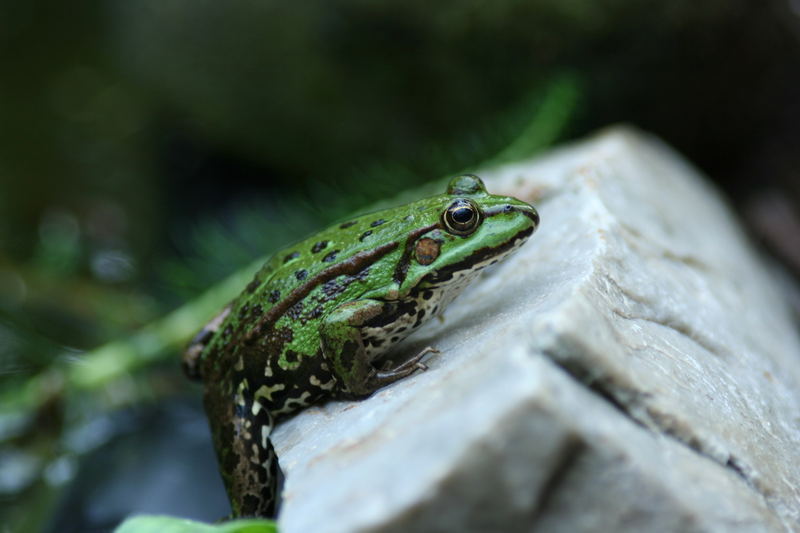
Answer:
113, 515, 277, 533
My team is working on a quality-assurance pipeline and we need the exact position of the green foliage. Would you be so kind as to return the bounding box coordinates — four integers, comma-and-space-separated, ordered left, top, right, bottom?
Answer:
487, 74, 581, 167
114, 515, 277, 533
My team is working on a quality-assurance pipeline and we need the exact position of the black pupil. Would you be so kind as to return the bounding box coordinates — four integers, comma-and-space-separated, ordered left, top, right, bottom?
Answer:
452, 207, 473, 224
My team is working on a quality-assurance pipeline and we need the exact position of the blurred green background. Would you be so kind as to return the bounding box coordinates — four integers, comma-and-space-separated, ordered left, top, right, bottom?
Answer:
2, 1, 799, 531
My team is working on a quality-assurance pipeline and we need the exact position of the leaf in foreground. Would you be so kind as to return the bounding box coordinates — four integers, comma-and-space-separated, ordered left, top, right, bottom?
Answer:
113, 515, 277, 533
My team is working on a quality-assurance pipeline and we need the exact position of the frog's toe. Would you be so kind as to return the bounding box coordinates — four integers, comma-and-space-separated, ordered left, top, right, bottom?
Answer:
384, 346, 439, 375
406, 345, 439, 368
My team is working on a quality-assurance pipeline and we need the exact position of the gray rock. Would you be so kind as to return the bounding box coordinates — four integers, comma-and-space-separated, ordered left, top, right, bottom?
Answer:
272, 127, 800, 532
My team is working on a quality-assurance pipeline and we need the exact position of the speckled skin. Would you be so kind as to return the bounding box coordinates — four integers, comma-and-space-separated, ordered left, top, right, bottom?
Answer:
183, 175, 539, 517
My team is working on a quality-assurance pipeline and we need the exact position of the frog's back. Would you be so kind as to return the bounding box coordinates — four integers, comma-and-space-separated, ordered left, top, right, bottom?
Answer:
231, 202, 425, 334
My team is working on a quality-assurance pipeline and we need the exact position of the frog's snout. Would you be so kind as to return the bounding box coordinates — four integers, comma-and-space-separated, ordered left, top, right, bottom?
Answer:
516, 204, 540, 229
503, 203, 539, 233
484, 202, 540, 232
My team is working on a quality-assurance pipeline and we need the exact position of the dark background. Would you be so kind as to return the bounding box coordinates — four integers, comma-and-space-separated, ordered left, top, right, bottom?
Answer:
1, 1, 799, 531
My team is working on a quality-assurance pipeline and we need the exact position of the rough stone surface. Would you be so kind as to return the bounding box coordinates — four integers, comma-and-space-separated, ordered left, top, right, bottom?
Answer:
272, 127, 800, 532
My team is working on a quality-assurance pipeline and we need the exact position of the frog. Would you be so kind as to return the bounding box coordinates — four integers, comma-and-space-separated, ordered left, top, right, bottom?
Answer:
183, 174, 539, 517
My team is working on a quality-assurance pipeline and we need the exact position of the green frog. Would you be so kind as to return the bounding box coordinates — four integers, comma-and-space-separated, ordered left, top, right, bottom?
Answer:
184, 174, 539, 517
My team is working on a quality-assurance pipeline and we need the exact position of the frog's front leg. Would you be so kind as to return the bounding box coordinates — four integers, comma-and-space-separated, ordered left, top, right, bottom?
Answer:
321, 299, 429, 397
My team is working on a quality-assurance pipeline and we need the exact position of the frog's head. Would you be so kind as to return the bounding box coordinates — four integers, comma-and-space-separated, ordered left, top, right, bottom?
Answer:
399, 174, 539, 291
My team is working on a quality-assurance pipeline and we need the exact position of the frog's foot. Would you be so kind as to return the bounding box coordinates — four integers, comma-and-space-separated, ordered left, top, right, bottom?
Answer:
369, 346, 439, 388
398, 346, 440, 372
379, 345, 440, 371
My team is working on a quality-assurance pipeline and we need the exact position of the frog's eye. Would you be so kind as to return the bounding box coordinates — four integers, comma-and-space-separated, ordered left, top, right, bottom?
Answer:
443, 199, 482, 236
